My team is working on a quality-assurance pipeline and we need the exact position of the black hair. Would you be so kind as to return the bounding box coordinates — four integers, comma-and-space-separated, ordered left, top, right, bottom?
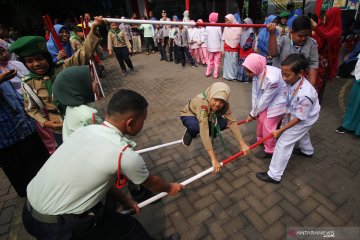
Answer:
107, 89, 148, 117
143, 16, 148, 20
73, 26, 83, 33
281, 53, 309, 74
19, 52, 55, 75
292, 16, 311, 32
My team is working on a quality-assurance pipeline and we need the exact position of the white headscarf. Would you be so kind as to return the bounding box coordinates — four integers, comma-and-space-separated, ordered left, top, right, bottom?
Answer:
222, 14, 242, 48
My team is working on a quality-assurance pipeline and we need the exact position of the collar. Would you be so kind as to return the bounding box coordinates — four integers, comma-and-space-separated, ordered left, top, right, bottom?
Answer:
289, 77, 303, 90
102, 121, 137, 148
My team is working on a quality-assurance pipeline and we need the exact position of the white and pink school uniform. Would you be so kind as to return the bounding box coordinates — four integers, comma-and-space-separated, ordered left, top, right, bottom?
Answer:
197, 24, 208, 65
187, 25, 200, 63
250, 65, 287, 154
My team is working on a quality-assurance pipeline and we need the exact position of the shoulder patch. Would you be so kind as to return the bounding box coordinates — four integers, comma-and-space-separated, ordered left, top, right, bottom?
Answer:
200, 105, 208, 118
22, 76, 31, 82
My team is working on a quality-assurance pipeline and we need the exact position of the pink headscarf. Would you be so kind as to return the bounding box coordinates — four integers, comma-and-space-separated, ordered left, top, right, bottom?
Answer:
242, 53, 266, 76
209, 12, 218, 23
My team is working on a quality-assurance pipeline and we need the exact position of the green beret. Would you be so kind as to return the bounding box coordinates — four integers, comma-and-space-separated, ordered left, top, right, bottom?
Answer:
279, 11, 291, 18
9, 36, 48, 57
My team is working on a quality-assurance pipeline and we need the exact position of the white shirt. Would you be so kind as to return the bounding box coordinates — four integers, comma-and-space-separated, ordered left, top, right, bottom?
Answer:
62, 103, 102, 142
286, 78, 320, 124
251, 65, 287, 118
188, 27, 200, 49
27, 121, 149, 215
205, 26, 222, 52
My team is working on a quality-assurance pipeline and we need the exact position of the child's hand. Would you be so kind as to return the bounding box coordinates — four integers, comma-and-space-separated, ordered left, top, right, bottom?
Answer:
108, 50, 113, 56
246, 115, 254, 122
241, 144, 250, 156
57, 50, 67, 60
272, 129, 282, 138
43, 120, 63, 130
211, 159, 222, 173
92, 16, 105, 27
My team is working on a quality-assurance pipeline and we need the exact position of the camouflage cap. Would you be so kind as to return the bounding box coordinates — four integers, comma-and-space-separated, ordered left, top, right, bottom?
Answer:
9, 36, 48, 57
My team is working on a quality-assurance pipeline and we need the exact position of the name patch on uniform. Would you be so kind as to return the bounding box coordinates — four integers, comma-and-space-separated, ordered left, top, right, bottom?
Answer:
200, 105, 208, 118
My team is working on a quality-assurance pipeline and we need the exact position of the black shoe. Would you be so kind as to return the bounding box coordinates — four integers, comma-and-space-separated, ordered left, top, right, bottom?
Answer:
191, 64, 197, 68
182, 129, 193, 146
160, 58, 165, 61
181, 65, 185, 69
336, 126, 346, 134
292, 148, 313, 158
122, 70, 127, 77
256, 172, 280, 184
202, 64, 207, 67
255, 151, 273, 159
163, 233, 180, 240
169, 59, 173, 62
175, 61, 180, 64
129, 68, 135, 75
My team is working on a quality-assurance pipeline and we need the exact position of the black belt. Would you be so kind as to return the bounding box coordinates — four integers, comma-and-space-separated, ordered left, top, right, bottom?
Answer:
26, 201, 81, 224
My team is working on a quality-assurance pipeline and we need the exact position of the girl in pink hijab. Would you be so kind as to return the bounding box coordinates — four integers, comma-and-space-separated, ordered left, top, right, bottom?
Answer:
243, 53, 287, 159
205, 12, 222, 78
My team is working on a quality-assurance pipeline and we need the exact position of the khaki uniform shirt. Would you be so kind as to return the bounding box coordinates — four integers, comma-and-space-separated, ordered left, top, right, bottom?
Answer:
22, 30, 101, 126
180, 96, 243, 151
107, 30, 131, 50
70, 38, 84, 52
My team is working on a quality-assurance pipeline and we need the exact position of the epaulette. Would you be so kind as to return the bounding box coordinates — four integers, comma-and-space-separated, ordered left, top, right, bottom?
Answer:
21, 75, 32, 82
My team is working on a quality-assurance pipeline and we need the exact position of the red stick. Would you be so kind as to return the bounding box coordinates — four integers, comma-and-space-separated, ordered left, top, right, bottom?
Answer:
85, 18, 90, 35
79, 16, 88, 38
222, 133, 274, 165
43, 15, 64, 51
237, 119, 247, 125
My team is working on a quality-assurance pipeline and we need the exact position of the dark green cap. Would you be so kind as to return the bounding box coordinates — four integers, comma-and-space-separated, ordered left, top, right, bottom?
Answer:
9, 36, 48, 57
279, 11, 291, 18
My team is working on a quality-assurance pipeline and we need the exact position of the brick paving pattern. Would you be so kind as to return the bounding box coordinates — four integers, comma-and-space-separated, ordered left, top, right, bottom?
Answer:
1, 52, 359, 239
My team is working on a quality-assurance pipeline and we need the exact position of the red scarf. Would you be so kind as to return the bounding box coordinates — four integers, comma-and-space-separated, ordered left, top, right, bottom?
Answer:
313, 7, 342, 79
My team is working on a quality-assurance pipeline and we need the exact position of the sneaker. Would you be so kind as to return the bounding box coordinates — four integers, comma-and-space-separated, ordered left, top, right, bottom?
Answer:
335, 126, 346, 134
146, 52, 149, 55
129, 68, 135, 75
182, 65, 185, 69
122, 70, 128, 77
292, 148, 313, 158
255, 151, 273, 159
203, 64, 207, 67
182, 129, 193, 146
152, 51, 155, 54
191, 65, 197, 68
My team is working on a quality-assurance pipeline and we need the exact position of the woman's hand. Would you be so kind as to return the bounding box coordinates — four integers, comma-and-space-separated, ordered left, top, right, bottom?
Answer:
240, 144, 250, 156
267, 23, 277, 34
57, 50, 67, 60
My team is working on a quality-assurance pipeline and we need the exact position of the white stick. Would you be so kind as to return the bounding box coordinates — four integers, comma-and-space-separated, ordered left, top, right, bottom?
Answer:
104, 18, 196, 26
136, 139, 183, 154
121, 166, 216, 214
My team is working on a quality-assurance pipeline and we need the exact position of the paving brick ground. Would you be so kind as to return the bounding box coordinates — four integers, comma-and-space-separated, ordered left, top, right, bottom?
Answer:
1, 52, 359, 240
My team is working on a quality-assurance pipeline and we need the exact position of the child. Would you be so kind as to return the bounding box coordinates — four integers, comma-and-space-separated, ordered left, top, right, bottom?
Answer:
174, 24, 196, 69
154, 24, 164, 60
46, 24, 74, 63
237, 18, 255, 83
107, 22, 134, 76
139, 16, 155, 55
276, 11, 291, 36
70, 26, 85, 52
243, 53, 286, 158
53, 66, 102, 142
268, 16, 318, 85
188, 20, 200, 65
197, 19, 208, 67
205, 12, 222, 79
256, 53, 321, 184
222, 14, 242, 81
9, 17, 104, 147
168, 24, 176, 62
180, 82, 250, 173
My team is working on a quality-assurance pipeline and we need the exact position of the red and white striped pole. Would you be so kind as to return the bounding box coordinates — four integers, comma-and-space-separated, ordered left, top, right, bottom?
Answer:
122, 133, 274, 214
103, 18, 266, 28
